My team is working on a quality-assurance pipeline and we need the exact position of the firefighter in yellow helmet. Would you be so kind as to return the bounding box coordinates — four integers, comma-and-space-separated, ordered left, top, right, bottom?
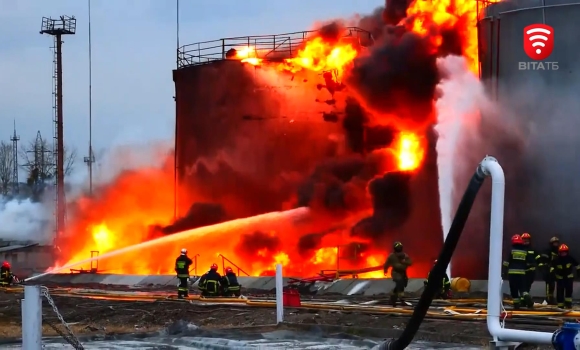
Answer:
383, 241, 412, 307
551, 244, 579, 309
424, 259, 451, 299
536, 236, 561, 305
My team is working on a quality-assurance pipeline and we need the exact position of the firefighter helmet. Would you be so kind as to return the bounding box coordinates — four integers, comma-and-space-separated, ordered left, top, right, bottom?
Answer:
550, 236, 560, 243
225, 267, 233, 274
210, 263, 218, 270
393, 242, 403, 249
521, 233, 531, 239
180, 248, 187, 255
2, 261, 9, 269
559, 244, 569, 253
511, 234, 523, 245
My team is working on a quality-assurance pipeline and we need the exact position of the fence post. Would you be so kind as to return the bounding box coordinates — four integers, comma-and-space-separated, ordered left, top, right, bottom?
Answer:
275, 264, 284, 323
22, 285, 42, 350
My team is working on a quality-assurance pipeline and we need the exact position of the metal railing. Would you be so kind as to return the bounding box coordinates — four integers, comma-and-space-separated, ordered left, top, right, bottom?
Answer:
189, 253, 199, 276
177, 27, 372, 68
317, 243, 376, 278
218, 254, 250, 276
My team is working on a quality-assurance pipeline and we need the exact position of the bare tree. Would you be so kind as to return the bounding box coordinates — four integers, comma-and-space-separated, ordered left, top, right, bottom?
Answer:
20, 137, 77, 185
62, 145, 77, 177
0, 141, 13, 195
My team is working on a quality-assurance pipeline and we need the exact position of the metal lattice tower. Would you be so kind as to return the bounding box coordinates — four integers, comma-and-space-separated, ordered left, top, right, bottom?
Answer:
40, 15, 76, 240
27, 131, 51, 184
10, 121, 19, 194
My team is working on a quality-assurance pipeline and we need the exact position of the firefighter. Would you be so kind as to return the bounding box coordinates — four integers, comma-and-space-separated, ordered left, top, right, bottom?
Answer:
221, 267, 242, 297
424, 260, 451, 299
198, 264, 221, 297
521, 233, 537, 292
383, 241, 412, 307
503, 234, 532, 309
536, 236, 561, 305
552, 244, 579, 309
174, 248, 193, 299
0, 261, 15, 286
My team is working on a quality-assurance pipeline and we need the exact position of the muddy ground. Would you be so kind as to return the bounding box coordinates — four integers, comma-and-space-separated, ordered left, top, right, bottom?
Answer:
0, 290, 562, 348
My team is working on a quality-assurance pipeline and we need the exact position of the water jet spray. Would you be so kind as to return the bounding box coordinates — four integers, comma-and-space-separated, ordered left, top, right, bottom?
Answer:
25, 207, 309, 282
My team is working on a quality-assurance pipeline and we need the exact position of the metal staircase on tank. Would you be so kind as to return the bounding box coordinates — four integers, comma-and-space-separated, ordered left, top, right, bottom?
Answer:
218, 254, 250, 276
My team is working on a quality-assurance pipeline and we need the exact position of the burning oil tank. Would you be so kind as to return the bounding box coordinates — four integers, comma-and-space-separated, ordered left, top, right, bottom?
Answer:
172, 27, 444, 277
173, 28, 366, 219
455, 0, 580, 279
172, 27, 374, 216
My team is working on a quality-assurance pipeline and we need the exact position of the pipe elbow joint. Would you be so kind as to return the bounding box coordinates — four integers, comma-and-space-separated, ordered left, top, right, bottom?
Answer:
477, 155, 498, 178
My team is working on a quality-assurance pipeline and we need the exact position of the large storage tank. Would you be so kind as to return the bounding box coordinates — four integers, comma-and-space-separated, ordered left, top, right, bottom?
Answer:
171, 30, 364, 217
462, 0, 580, 279
479, 0, 580, 93
171, 28, 444, 276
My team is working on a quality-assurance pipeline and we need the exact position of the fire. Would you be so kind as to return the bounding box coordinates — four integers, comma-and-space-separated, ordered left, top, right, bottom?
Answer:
55, 0, 488, 279
394, 132, 425, 172
279, 37, 358, 78
404, 0, 500, 74
235, 46, 263, 66
310, 247, 338, 265
233, 36, 358, 78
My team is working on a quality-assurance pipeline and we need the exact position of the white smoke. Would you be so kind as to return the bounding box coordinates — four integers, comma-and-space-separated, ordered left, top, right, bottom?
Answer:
434, 56, 491, 277
0, 197, 52, 243
68, 126, 173, 195
93, 140, 173, 186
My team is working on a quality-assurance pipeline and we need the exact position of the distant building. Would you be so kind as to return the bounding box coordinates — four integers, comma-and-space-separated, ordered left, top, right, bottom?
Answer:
0, 241, 54, 276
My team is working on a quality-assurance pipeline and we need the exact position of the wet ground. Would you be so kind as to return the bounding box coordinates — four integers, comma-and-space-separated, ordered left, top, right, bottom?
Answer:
3, 330, 484, 349
0, 289, 558, 349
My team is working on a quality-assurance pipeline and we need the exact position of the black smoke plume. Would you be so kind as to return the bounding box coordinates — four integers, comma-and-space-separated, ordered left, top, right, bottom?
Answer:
351, 171, 412, 240
165, 0, 475, 270
160, 203, 227, 235
234, 231, 282, 260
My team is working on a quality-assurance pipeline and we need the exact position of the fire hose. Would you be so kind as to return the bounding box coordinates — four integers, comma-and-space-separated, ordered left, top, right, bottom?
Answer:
374, 158, 487, 350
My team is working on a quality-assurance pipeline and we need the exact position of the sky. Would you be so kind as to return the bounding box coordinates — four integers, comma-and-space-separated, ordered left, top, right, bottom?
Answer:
0, 0, 381, 183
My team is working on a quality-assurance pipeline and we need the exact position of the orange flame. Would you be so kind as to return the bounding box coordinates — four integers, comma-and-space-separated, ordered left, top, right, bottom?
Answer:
394, 132, 425, 172
57, 1, 489, 277
278, 37, 358, 78
404, 0, 501, 74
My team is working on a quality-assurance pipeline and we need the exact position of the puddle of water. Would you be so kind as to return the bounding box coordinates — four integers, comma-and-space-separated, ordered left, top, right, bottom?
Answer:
4, 338, 484, 349
3, 322, 484, 349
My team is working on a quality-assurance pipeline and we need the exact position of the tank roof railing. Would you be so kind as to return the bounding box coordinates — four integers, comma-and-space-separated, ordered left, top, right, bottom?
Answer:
177, 27, 372, 69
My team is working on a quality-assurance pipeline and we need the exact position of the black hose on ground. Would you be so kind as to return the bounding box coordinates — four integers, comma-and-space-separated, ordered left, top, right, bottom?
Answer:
375, 164, 487, 350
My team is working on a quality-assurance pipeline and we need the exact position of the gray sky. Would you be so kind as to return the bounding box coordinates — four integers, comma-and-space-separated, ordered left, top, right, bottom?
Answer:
0, 0, 380, 181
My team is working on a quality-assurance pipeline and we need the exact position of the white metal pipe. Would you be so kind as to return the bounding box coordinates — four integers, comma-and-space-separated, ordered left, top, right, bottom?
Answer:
22, 285, 42, 350
481, 156, 553, 344
275, 264, 284, 323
